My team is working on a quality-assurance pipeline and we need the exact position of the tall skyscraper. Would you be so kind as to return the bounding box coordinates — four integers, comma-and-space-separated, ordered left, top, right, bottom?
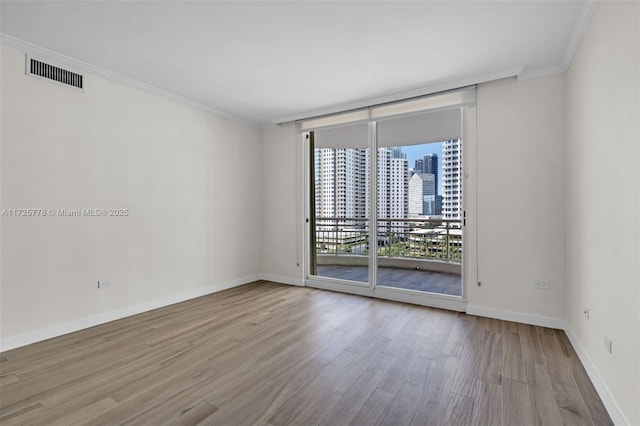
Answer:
415, 154, 437, 176
409, 173, 432, 216
442, 139, 462, 220
314, 147, 408, 221
423, 154, 442, 215
375, 148, 408, 220
422, 153, 438, 199
414, 158, 424, 174
315, 148, 367, 219
408, 173, 442, 217
388, 151, 408, 219
390, 147, 406, 160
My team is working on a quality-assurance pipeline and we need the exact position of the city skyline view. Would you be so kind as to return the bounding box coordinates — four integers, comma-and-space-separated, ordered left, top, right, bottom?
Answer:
312, 138, 464, 287
313, 139, 461, 221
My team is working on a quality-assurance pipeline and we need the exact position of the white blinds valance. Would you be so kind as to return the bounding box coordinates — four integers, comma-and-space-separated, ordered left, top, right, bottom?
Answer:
377, 108, 461, 147
314, 122, 368, 149
300, 86, 475, 132
313, 107, 461, 149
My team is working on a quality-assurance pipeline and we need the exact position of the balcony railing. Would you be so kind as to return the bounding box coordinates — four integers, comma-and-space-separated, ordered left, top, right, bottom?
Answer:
315, 217, 462, 264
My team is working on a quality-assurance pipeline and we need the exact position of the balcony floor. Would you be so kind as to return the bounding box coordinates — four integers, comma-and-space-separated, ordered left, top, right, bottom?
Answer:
316, 265, 462, 296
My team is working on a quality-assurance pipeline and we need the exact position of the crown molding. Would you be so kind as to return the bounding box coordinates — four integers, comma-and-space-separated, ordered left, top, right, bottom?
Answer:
561, 0, 598, 72
519, 0, 596, 80
518, 63, 567, 81
0, 33, 261, 129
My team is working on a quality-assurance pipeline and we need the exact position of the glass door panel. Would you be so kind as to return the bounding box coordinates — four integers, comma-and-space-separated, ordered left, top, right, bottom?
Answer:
309, 123, 370, 284
375, 111, 463, 296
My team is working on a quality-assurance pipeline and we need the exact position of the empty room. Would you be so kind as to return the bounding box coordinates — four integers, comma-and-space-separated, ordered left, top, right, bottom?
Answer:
0, 1, 638, 425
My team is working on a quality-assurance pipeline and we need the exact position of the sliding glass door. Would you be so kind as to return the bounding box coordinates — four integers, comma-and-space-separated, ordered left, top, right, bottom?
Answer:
309, 122, 370, 286
376, 112, 462, 296
306, 89, 472, 308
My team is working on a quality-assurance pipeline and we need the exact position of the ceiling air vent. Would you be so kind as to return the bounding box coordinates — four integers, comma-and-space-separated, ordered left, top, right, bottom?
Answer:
26, 55, 84, 90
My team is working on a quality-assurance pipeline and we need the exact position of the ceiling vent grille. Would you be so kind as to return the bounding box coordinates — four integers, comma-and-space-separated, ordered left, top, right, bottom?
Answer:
27, 56, 84, 90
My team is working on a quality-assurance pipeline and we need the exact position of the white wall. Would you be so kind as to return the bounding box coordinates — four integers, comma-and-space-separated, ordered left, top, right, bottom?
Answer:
565, 2, 640, 425
261, 123, 304, 285
0, 44, 262, 347
469, 74, 567, 322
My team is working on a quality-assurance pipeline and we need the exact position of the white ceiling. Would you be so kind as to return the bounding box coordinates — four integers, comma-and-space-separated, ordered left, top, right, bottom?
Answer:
1, 1, 593, 126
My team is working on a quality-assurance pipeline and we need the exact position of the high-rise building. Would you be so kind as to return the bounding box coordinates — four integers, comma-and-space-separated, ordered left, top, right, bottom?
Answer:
408, 173, 442, 217
422, 154, 438, 198
314, 147, 407, 221
414, 158, 424, 174
390, 147, 406, 160
315, 148, 335, 218
314, 148, 367, 219
374, 148, 408, 220
424, 153, 439, 215
388, 151, 408, 220
411, 153, 440, 215
409, 173, 430, 216
442, 139, 462, 220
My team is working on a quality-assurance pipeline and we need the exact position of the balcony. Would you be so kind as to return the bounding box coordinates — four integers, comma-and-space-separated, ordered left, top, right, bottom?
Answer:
314, 217, 462, 296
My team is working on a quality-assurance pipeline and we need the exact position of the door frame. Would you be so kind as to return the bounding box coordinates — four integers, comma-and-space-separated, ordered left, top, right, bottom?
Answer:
302, 106, 476, 312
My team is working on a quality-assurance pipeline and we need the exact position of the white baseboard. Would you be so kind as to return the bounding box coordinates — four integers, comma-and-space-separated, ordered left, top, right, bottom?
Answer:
562, 322, 629, 426
260, 273, 305, 287
0, 274, 261, 352
466, 304, 565, 329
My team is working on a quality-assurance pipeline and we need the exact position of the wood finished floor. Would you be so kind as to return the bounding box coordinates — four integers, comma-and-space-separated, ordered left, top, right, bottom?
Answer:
0, 281, 611, 426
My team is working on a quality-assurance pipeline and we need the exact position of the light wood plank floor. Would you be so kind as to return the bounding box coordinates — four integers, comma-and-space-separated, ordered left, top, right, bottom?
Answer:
0, 281, 611, 425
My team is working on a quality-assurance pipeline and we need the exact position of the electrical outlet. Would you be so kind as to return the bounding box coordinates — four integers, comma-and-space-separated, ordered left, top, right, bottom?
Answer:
583, 307, 590, 319
603, 336, 612, 354
534, 280, 550, 289
97, 280, 112, 289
